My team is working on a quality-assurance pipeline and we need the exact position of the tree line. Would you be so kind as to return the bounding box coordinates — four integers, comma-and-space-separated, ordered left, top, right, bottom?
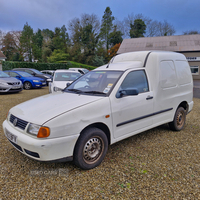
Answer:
0, 7, 199, 66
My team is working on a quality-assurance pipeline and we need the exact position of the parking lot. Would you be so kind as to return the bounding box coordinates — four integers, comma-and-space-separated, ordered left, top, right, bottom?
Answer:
0, 87, 200, 199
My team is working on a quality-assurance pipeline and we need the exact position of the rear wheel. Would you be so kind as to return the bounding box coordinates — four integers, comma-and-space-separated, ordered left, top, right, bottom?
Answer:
74, 127, 108, 170
23, 82, 32, 90
169, 107, 186, 131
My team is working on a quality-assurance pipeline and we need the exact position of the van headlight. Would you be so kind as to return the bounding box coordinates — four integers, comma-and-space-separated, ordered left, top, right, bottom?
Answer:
27, 123, 50, 138
27, 123, 41, 136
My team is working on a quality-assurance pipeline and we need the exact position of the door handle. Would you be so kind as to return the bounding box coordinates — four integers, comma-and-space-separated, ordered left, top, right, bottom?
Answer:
146, 96, 153, 100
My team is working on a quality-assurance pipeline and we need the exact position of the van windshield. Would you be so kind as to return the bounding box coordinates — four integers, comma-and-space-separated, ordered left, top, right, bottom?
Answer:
64, 70, 123, 95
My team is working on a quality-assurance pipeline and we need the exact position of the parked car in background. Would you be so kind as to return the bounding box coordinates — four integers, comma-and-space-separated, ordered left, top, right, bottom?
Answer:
12, 68, 52, 85
0, 71, 23, 93
68, 68, 89, 74
41, 70, 55, 77
4, 70, 46, 90
49, 69, 81, 93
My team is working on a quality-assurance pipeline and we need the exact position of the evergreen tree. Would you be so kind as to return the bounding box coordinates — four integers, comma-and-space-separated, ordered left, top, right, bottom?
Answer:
42, 28, 54, 62
100, 7, 115, 50
109, 26, 123, 46
47, 49, 69, 63
20, 22, 33, 62
32, 29, 43, 61
130, 19, 146, 38
68, 14, 100, 65
60, 25, 70, 52
52, 25, 69, 52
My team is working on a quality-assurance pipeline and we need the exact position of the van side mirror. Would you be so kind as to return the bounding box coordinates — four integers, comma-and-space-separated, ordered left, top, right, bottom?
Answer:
116, 88, 139, 98
66, 82, 71, 87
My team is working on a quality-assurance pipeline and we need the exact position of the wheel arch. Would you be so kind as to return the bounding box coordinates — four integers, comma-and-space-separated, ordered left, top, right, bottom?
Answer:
24, 80, 32, 85
79, 123, 111, 145
177, 101, 189, 113
72, 123, 111, 162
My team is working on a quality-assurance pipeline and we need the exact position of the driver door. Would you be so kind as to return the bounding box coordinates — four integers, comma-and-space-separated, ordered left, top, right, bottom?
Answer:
110, 70, 154, 139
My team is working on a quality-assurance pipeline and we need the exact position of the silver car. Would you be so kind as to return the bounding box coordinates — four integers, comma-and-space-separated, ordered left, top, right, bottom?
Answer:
0, 71, 23, 93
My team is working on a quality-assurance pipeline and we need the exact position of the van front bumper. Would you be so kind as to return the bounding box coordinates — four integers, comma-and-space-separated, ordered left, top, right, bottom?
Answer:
2, 120, 79, 162
188, 101, 194, 114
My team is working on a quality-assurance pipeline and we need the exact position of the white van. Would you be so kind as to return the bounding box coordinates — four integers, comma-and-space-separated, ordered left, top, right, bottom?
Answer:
3, 51, 193, 169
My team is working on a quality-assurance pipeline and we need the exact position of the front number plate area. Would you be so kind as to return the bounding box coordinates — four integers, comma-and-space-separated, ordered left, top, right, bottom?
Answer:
5, 129, 17, 144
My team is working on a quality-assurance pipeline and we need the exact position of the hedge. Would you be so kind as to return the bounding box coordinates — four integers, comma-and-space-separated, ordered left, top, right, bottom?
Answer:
2, 61, 96, 71
68, 61, 96, 71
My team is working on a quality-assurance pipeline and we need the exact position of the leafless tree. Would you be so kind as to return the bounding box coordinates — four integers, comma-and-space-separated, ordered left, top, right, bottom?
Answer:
157, 20, 175, 36
119, 13, 176, 38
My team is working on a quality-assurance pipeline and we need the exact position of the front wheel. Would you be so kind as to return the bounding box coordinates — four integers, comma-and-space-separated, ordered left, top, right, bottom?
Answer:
74, 127, 108, 170
169, 107, 186, 131
23, 82, 32, 90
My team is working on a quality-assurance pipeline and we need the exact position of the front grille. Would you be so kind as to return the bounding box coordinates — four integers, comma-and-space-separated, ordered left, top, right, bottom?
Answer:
7, 82, 20, 85
10, 114, 28, 130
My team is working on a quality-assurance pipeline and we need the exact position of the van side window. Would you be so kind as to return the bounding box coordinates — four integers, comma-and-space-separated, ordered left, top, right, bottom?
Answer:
175, 61, 192, 85
160, 61, 177, 88
119, 70, 149, 94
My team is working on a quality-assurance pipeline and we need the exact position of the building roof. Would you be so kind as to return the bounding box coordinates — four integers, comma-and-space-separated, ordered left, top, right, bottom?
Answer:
117, 34, 200, 54
0, 50, 6, 59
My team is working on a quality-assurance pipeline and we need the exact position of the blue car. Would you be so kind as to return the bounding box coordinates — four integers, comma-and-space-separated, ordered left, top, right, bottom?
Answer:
4, 70, 46, 90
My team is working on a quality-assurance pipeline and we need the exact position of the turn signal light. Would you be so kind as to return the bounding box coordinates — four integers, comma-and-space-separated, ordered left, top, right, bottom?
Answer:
37, 127, 50, 138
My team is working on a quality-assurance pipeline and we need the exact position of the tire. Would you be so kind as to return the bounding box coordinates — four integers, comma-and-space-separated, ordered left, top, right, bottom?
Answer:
169, 107, 186, 131
23, 82, 32, 90
74, 127, 108, 170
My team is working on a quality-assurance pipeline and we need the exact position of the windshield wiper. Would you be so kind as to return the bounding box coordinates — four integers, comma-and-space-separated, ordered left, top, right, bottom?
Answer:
66, 89, 83, 94
84, 91, 106, 95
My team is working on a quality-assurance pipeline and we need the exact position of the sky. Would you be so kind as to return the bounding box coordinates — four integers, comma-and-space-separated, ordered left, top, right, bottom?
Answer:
0, 0, 200, 36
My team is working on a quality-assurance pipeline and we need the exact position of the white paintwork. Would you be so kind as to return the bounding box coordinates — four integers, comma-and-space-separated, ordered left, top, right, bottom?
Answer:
8, 92, 105, 126
2, 51, 194, 162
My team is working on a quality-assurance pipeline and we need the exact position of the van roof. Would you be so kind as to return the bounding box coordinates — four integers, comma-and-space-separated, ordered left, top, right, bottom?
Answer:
95, 51, 186, 71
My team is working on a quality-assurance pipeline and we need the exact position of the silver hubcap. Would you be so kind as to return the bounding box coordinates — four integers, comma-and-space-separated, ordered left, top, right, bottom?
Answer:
83, 137, 103, 164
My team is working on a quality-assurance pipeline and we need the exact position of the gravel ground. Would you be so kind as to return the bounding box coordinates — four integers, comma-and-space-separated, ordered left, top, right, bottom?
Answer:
0, 87, 200, 199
